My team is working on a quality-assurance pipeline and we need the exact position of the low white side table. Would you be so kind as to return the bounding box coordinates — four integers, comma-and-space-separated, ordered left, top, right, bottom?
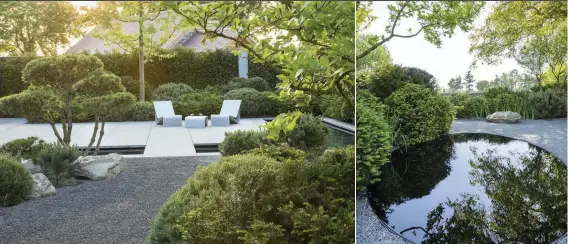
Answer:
184, 116, 207, 128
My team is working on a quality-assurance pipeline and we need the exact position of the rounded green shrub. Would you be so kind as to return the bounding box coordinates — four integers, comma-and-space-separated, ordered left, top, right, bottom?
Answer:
462, 96, 489, 118
356, 90, 392, 191
286, 114, 329, 151
35, 144, 80, 187
261, 91, 297, 115
318, 94, 354, 121
385, 84, 455, 145
0, 137, 47, 160
483, 87, 514, 99
125, 101, 156, 121
223, 77, 272, 93
148, 149, 354, 244
243, 144, 307, 162
0, 154, 33, 206
152, 83, 194, 101
528, 88, 567, 119
174, 91, 223, 117
219, 130, 266, 156
224, 88, 268, 116
367, 65, 439, 100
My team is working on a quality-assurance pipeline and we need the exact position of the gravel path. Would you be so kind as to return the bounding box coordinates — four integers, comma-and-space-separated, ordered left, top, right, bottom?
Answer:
0, 156, 219, 244
357, 119, 567, 244
450, 119, 566, 164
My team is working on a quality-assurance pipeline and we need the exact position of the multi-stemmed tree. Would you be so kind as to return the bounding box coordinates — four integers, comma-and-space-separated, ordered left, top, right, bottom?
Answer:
73, 71, 136, 155
21, 55, 104, 145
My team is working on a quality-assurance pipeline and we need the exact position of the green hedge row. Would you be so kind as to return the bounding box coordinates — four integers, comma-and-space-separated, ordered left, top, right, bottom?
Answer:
0, 48, 280, 97
450, 87, 567, 119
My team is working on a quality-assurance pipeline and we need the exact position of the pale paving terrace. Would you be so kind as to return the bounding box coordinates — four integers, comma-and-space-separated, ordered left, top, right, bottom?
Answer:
0, 118, 267, 157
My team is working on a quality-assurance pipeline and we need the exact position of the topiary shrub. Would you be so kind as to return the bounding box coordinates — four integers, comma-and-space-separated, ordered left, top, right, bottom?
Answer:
367, 65, 439, 100
0, 137, 47, 160
174, 91, 223, 117
34, 144, 80, 187
125, 101, 155, 121
152, 83, 194, 101
528, 88, 567, 119
356, 90, 392, 191
222, 77, 272, 93
147, 148, 354, 244
224, 88, 268, 116
0, 153, 33, 206
385, 84, 455, 145
286, 114, 329, 151
0, 87, 64, 124
243, 144, 307, 162
219, 130, 267, 156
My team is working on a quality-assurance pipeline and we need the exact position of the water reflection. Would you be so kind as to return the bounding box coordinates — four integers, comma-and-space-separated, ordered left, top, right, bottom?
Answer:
368, 133, 567, 243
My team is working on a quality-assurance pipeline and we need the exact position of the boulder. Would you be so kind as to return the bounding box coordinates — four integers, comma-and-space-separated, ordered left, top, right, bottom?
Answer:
28, 173, 56, 199
74, 153, 126, 180
20, 159, 41, 174
486, 111, 522, 124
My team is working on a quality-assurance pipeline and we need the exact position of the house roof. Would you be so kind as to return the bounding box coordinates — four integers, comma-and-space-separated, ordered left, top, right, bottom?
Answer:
65, 15, 239, 54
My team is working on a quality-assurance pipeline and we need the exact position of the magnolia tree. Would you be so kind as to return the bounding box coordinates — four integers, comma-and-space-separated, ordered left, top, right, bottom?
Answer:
74, 71, 135, 155
356, 1, 484, 63
161, 1, 355, 139
21, 55, 104, 145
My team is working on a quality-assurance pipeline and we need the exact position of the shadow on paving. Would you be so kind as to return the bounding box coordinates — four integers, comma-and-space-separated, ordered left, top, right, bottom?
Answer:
0, 156, 219, 244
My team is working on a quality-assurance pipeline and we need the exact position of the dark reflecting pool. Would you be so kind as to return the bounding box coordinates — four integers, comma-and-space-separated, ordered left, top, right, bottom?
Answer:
327, 126, 354, 148
368, 133, 567, 243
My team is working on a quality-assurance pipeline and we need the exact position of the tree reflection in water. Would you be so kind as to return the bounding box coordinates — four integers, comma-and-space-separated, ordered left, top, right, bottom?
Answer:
368, 134, 567, 243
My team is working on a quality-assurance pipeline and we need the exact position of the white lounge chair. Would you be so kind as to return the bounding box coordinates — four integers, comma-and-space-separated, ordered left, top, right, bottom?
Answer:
211, 100, 241, 126
153, 101, 182, 127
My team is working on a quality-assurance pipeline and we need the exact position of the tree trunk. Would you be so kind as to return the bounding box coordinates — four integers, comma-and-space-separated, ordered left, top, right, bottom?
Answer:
49, 122, 64, 144
63, 92, 73, 145
84, 117, 99, 156
94, 120, 106, 156
138, 3, 145, 102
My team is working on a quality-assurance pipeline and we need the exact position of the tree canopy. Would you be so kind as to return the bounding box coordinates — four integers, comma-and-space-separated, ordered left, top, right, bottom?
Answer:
162, 1, 355, 108
469, 1, 567, 86
0, 1, 82, 56
86, 1, 183, 101
357, 1, 485, 60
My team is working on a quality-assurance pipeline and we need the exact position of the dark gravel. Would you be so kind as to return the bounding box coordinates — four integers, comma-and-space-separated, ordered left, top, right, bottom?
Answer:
0, 156, 219, 244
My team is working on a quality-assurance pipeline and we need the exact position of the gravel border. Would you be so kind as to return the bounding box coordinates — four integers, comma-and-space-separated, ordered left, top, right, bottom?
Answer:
0, 156, 219, 244
357, 119, 567, 243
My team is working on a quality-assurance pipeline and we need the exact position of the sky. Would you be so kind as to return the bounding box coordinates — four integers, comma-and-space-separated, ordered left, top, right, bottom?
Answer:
364, 1, 522, 89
